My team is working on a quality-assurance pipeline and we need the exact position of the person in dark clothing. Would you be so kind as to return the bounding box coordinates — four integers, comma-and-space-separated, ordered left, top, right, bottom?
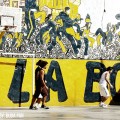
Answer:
45, 14, 57, 53
95, 28, 107, 45
36, 14, 56, 46
55, 7, 75, 39
29, 60, 49, 109
95, 23, 115, 46
25, 0, 39, 39
55, 7, 83, 57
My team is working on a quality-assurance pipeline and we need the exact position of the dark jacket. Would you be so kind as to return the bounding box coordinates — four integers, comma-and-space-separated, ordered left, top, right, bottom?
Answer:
55, 11, 73, 28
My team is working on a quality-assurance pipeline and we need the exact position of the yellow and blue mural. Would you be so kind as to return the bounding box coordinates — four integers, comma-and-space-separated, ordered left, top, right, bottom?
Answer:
0, 0, 120, 107
0, 0, 119, 59
0, 58, 120, 106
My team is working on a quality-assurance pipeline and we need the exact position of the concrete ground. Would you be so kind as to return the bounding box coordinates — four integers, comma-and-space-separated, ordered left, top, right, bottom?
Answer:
0, 106, 120, 120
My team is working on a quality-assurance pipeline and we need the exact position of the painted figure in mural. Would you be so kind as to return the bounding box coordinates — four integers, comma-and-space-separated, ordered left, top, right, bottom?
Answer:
94, 23, 116, 46
81, 14, 95, 48
99, 67, 113, 108
0, 26, 10, 49
73, 14, 83, 36
29, 60, 49, 109
0, 27, 6, 38
36, 14, 56, 54
6, 33, 21, 48
45, 14, 57, 54
74, 13, 90, 59
36, 13, 55, 44
55, 7, 82, 58
1, 31, 24, 52
25, 0, 39, 39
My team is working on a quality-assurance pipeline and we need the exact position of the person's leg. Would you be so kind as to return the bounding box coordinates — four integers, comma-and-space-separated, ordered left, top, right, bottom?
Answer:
29, 96, 36, 109
47, 31, 56, 53
36, 98, 42, 103
65, 33, 79, 55
36, 27, 46, 45
102, 35, 107, 46
95, 28, 107, 46
95, 28, 103, 36
101, 96, 108, 102
25, 11, 30, 32
57, 27, 64, 40
11, 38, 17, 47
41, 87, 49, 109
39, 28, 46, 45
36, 31, 41, 45
41, 96, 49, 109
99, 85, 109, 107
73, 23, 83, 36
41, 96, 47, 106
33, 98, 42, 109
100, 96, 109, 108
77, 40, 81, 48
84, 37, 89, 56
29, 90, 40, 109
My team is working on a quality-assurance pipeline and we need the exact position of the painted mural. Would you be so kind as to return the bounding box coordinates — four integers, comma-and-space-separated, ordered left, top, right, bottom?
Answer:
0, 0, 120, 59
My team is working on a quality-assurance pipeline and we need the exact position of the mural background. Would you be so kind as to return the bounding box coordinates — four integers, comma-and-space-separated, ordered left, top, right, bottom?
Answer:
0, 0, 120, 107
0, 0, 120, 59
0, 58, 120, 107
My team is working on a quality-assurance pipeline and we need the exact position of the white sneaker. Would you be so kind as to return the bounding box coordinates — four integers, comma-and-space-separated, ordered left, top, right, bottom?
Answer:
33, 103, 39, 109
101, 104, 108, 108
99, 102, 104, 107
35, 104, 41, 109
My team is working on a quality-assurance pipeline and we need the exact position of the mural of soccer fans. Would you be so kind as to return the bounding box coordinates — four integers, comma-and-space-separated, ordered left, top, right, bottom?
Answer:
35, 13, 56, 55
81, 14, 95, 49
94, 23, 116, 47
25, 0, 39, 39
0, 26, 10, 50
0, 0, 120, 60
55, 7, 84, 58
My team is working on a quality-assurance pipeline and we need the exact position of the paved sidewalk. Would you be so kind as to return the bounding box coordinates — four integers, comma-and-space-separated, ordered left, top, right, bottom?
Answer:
0, 106, 120, 120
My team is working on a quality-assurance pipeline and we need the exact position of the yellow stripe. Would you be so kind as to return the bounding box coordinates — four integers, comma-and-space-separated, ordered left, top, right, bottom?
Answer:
27, 11, 34, 39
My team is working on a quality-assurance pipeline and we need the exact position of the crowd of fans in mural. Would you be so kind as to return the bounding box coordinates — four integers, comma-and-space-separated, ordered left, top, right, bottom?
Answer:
0, 4, 120, 59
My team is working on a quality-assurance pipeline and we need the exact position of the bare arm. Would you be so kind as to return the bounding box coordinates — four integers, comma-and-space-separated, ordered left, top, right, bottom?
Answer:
39, 70, 48, 89
105, 73, 113, 88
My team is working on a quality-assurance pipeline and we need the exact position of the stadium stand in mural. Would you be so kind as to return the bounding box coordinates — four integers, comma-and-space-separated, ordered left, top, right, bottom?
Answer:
0, 0, 120, 59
